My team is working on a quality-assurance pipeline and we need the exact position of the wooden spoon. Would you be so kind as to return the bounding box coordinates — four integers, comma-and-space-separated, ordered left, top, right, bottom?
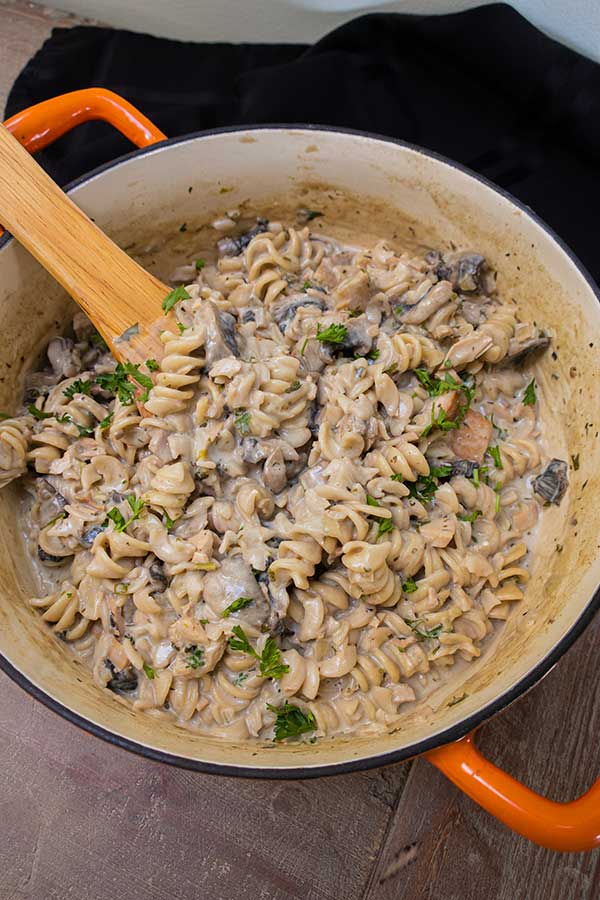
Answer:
0, 123, 171, 366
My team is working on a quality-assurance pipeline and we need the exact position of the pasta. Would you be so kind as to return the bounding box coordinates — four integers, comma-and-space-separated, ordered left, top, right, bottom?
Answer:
1, 213, 568, 743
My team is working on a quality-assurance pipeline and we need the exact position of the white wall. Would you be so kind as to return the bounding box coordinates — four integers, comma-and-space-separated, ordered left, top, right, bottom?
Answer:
54, 0, 599, 62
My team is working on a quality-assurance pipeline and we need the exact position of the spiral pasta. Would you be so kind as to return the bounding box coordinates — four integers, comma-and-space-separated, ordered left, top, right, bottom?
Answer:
3, 213, 564, 742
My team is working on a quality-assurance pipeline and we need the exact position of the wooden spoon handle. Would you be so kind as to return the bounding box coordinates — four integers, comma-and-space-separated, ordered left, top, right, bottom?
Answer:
0, 124, 168, 363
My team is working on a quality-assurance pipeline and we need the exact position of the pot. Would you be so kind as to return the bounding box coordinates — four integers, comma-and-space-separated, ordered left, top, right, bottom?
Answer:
1, 88, 598, 851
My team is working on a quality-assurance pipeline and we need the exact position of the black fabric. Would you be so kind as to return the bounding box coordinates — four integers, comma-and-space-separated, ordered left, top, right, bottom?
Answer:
6, 6, 599, 281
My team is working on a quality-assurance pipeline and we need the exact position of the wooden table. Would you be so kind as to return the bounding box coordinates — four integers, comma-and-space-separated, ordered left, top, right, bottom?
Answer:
0, 4, 599, 897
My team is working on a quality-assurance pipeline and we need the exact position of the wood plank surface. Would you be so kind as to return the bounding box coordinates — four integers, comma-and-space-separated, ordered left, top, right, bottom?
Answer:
0, 5, 598, 899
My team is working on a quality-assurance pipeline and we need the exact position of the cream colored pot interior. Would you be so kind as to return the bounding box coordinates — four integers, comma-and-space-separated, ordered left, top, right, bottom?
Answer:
0, 129, 598, 770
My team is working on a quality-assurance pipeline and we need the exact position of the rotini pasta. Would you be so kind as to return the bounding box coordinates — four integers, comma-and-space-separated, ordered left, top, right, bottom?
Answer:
0, 213, 567, 743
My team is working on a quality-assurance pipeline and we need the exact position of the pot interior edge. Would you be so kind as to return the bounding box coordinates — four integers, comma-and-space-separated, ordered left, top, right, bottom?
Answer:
0, 128, 598, 769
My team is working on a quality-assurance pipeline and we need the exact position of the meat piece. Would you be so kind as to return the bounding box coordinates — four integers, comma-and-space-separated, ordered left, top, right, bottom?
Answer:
437, 253, 488, 293
217, 217, 268, 256
533, 459, 568, 505
450, 409, 493, 464
400, 280, 454, 325
272, 296, 326, 333
203, 557, 269, 626
502, 335, 551, 367
202, 301, 239, 365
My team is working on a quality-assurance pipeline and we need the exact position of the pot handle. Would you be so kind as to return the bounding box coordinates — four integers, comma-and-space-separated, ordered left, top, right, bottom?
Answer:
3, 87, 166, 154
425, 732, 600, 851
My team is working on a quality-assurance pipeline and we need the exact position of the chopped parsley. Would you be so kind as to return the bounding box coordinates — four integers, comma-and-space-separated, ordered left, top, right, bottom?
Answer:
177, 322, 187, 334
494, 489, 501, 514
234, 409, 251, 435
488, 445, 503, 469
28, 404, 53, 420
285, 380, 301, 393
413, 368, 459, 397
97, 361, 153, 404
233, 672, 249, 686
221, 596, 254, 618
390, 473, 404, 482
195, 258, 206, 271
366, 495, 380, 507
383, 363, 398, 376
376, 518, 394, 540
63, 379, 93, 400
302, 280, 312, 292
406, 618, 443, 641
300, 337, 309, 356
523, 379, 536, 406
267, 702, 317, 741
571, 453, 580, 471
146, 358, 160, 372
458, 509, 482, 524
143, 663, 156, 680
163, 513, 175, 530
315, 323, 348, 345
348, 309, 362, 318
179, 223, 187, 232
229, 625, 289, 680
420, 404, 458, 438
162, 285, 190, 315
99, 412, 113, 430
106, 495, 145, 532
362, 348, 380, 361
185, 645, 205, 669
402, 576, 418, 593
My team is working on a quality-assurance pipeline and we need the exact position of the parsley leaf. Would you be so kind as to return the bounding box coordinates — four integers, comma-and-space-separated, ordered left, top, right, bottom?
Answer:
107, 508, 127, 531
195, 258, 206, 271
63, 379, 93, 400
259, 638, 290, 679
28, 404, 53, 421
99, 412, 113, 430
413, 368, 458, 397
366, 495, 380, 507
285, 380, 301, 393
228, 626, 289, 680
234, 410, 251, 435
106, 495, 144, 532
488, 445, 503, 469
377, 518, 394, 539
97, 362, 153, 405
163, 513, 175, 530
221, 596, 254, 618
402, 576, 418, 593
302, 280, 312, 292
316, 323, 348, 344
146, 358, 160, 372
267, 702, 317, 741
185, 645, 205, 669
390, 473, 404, 482
143, 663, 156, 680
457, 509, 482, 523
406, 618, 443, 641
162, 285, 191, 315
523, 379, 536, 405
177, 322, 187, 334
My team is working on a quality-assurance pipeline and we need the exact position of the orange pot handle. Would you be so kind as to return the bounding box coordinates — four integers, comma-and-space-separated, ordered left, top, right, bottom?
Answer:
426, 732, 600, 851
3, 87, 166, 154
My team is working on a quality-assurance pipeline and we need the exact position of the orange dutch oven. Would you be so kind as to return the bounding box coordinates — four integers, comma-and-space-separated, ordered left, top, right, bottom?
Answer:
1, 89, 598, 852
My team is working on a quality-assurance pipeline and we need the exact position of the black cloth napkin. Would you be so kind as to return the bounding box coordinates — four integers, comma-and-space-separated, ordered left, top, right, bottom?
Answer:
6, 5, 599, 282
